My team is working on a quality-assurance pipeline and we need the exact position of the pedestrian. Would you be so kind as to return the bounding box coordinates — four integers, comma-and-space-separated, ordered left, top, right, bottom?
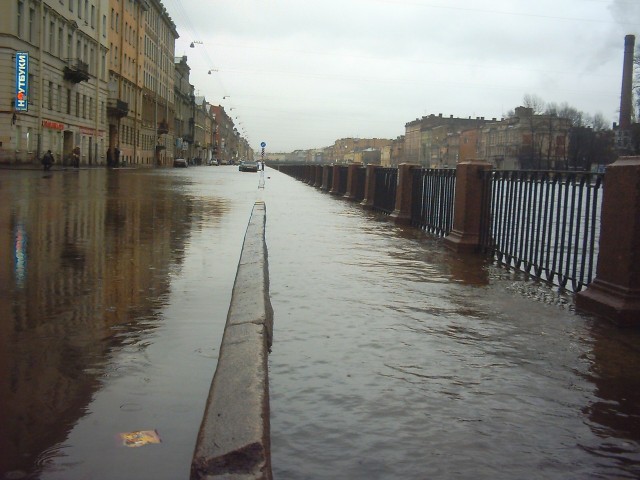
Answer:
72, 146, 80, 168
41, 150, 54, 171
115, 147, 120, 166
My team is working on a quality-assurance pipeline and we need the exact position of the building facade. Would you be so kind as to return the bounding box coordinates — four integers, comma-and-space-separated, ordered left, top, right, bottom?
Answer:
140, 0, 177, 167
173, 55, 194, 161
1, 0, 110, 166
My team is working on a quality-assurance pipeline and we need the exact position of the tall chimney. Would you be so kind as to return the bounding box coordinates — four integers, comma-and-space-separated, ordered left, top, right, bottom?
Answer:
619, 34, 635, 130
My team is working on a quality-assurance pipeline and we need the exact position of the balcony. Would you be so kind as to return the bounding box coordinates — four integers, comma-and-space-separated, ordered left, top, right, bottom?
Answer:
107, 98, 129, 118
157, 120, 169, 135
64, 58, 90, 83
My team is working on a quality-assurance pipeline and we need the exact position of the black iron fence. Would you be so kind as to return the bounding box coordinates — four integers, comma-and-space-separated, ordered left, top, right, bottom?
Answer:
373, 168, 397, 214
410, 168, 456, 237
335, 166, 348, 195
275, 163, 605, 293
479, 170, 604, 292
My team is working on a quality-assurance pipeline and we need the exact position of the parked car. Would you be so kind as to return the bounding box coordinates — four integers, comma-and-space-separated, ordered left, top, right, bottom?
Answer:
238, 161, 258, 172
174, 158, 188, 168
208, 158, 220, 166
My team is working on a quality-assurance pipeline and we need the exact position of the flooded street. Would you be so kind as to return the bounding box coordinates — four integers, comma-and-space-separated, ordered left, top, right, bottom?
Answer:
263, 171, 640, 479
2, 166, 640, 479
1, 167, 261, 479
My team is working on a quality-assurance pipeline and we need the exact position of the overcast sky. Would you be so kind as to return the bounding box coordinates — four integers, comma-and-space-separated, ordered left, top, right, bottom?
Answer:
162, 0, 640, 153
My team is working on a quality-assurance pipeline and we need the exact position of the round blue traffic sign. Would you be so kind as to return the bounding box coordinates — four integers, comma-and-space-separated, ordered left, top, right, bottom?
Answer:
260, 142, 266, 148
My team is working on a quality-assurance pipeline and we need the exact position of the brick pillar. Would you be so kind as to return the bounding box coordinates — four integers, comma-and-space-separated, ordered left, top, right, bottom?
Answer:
314, 165, 323, 188
329, 164, 341, 195
576, 157, 640, 326
361, 164, 378, 210
321, 165, 331, 191
344, 163, 362, 200
444, 160, 492, 252
390, 163, 420, 225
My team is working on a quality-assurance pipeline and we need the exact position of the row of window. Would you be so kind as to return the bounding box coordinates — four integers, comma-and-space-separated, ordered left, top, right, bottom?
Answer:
45, 81, 102, 121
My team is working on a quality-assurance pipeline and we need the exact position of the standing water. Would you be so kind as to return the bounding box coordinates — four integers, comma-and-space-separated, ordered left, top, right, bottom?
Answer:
262, 168, 640, 479
2, 166, 640, 479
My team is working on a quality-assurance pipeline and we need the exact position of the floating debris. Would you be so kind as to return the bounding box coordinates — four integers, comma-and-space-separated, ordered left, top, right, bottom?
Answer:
119, 430, 161, 448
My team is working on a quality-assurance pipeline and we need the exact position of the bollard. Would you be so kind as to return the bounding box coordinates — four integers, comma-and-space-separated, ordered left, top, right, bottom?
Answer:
576, 157, 640, 326
191, 201, 273, 479
444, 160, 492, 252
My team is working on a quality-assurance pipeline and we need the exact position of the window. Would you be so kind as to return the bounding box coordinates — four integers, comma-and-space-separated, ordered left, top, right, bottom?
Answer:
77, 0, 82, 18
82, 95, 86, 118
69, 0, 73, 12
58, 27, 63, 56
67, 33, 72, 59
57, 85, 62, 112
49, 21, 55, 53
67, 88, 71, 114
28, 7, 35, 43
48, 81, 53, 110
91, 5, 95, 28
17, 1, 24, 38
102, 15, 106, 36
76, 91, 80, 117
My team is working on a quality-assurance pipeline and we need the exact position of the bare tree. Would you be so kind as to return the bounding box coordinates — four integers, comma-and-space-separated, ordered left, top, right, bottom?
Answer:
523, 93, 546, 114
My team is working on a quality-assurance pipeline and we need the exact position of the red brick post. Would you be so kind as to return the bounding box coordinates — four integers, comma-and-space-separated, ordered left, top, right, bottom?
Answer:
313, 165, 323, 188
444, 160, 492, 252
329, 164, 341, 195
361, 164, 378, 210
576, 157, 640, 326
321, 165, 331, 191
390, 163, 420, 225
344, 163, 362, 200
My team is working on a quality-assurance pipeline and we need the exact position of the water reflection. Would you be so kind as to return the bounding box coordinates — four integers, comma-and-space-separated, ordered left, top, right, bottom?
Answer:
0, 170, 225, 477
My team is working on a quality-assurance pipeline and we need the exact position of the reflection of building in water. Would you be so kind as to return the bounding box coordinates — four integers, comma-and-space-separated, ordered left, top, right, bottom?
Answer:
0, 172, 193, 474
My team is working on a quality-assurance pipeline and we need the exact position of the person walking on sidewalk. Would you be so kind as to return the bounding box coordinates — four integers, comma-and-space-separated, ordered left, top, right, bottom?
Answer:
72, 146, 80, 168
41, 150, 54, 171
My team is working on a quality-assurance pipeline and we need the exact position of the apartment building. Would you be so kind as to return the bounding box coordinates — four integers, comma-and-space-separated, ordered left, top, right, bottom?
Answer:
139, 0, 177, 167
106, 0, 148, 166
210, 105, 234, 164
173, 55, 195, 161
1, 0, 110, 165
478, 107, 571, 170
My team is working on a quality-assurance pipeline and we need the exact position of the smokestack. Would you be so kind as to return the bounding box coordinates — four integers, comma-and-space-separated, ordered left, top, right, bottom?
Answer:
619, 34, 635, 130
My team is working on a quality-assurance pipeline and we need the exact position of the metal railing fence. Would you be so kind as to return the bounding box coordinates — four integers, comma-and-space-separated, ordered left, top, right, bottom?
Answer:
373, 168, 398, 214
479, 170, 604, 292
410, 168, 456, 237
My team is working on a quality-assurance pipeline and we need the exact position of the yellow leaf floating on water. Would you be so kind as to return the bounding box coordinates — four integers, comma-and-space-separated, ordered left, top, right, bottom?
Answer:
119, 430, 161, 448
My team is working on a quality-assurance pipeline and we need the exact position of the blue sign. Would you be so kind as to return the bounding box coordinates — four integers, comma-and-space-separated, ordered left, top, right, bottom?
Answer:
15, 52, 29, 112
260, 142, 266, 148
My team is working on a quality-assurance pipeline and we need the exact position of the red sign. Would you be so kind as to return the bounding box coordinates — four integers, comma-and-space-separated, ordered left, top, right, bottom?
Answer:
42, 119, 64, 130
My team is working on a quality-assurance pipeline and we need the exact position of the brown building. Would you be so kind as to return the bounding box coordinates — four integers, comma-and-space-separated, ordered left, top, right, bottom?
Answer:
107, 0, 146, 166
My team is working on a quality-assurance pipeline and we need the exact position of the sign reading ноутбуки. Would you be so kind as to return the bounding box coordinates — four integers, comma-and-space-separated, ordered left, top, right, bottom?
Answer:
15, 52, 29, 112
